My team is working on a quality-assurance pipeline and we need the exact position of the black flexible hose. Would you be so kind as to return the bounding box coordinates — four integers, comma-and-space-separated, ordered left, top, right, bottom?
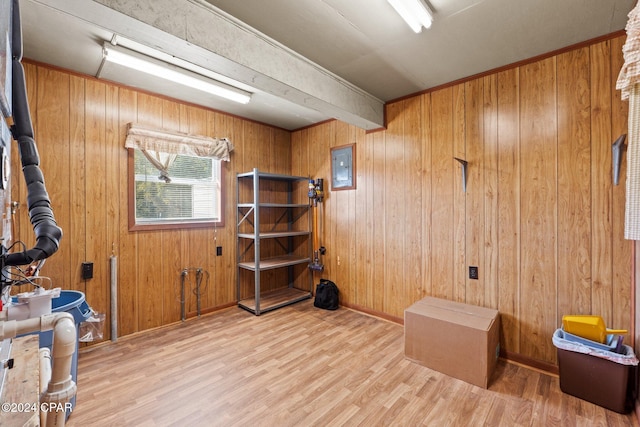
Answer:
3, 0, 62, 266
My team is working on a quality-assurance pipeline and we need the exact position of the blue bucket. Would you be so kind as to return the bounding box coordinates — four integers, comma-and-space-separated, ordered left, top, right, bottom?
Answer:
50, 290, 91, 324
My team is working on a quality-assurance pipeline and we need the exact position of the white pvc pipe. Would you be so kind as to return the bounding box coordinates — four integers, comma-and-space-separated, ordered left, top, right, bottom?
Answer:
0, 317, 40, 339
39, 347, 51, 394
0, 312, 76, 427
41, 313, 76, 427
110, 255, 118, 342
38, 347, 51, 426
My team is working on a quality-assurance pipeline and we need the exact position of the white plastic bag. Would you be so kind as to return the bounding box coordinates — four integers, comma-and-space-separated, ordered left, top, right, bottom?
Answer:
79, 309, 105, 342
552, 328, 639, 366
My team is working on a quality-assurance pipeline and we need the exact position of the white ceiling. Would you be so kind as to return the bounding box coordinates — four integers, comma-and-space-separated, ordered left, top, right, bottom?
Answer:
19, 0, 637, 131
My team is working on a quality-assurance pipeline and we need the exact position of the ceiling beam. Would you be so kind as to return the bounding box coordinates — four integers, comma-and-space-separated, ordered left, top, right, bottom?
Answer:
32, 0, 385, 130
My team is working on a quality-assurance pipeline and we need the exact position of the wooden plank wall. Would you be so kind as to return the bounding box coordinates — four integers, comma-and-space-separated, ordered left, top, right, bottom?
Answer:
12, 62, 291, 340
10, 33, 631, 367
292, 35, 631, 366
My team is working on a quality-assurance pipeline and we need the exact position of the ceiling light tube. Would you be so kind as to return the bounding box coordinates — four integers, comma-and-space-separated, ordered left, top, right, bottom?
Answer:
387, 0, 433, 33
101, 43, 252, 104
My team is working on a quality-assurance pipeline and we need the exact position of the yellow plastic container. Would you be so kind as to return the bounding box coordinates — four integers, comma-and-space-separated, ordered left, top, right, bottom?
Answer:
562, 315, 627, 344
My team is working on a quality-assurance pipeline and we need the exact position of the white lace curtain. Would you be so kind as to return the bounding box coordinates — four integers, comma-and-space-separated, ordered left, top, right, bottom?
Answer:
617, 1, 640, 240
124, 123, 234, 183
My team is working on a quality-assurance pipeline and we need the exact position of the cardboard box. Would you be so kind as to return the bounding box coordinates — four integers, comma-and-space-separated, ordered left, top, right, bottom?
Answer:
404, 296, 500, 388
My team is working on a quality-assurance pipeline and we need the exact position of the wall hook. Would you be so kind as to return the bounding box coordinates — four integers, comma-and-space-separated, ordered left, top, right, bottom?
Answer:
454, 157, 468, 192
612, 134, 626, 186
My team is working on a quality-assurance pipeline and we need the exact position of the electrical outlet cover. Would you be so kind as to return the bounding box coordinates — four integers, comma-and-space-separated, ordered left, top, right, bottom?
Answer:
82, 262, 93, 280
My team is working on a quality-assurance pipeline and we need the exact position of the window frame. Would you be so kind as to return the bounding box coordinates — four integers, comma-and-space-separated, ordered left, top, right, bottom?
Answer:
127, 148, 226, 231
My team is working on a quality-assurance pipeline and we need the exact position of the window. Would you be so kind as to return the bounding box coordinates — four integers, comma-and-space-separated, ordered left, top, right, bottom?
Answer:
128, 149, 224, 230
124, 123, 233, 231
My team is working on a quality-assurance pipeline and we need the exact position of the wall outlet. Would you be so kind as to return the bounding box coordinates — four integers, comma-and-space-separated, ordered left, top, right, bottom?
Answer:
82, 262, 94, 280
216, 246, 222, 256
469, 266, 479, 280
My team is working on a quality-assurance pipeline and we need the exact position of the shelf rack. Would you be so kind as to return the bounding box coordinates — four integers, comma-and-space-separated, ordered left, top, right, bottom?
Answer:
236, 168, 313, 315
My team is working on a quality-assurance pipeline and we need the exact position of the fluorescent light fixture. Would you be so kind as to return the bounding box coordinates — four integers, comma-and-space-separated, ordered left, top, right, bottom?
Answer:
387, 0, 433, 33
101, 43, 252, 104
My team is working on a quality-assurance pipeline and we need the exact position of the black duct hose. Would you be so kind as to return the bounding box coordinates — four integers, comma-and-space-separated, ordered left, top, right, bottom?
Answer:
3, 0, 62, 267
12, 0, 22, 61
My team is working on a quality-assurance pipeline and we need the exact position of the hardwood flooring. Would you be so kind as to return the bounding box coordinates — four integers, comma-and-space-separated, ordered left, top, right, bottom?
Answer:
66, 301, 637, 426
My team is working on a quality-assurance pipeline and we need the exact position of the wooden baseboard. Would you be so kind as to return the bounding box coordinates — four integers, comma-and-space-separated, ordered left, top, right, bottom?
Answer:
186, 301, 237, 318
340, 302, 404, 324
500, 349, 559, 376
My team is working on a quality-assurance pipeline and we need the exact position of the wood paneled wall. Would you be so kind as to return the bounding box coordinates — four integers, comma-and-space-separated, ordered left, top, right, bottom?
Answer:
12, 62, 291, 339
292, 35, 631, 366
12, 33, 631, 367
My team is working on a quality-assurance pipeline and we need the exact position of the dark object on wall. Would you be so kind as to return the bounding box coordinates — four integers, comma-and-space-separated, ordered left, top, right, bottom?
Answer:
314, 279, 339, 310
455, 157, 468, 192
81, 262, 93, 280
612, 134, 626, 186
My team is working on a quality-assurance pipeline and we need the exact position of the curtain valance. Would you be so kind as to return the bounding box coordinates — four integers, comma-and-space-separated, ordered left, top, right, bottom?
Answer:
617, 2, 640, 100
124, 122, 234, 161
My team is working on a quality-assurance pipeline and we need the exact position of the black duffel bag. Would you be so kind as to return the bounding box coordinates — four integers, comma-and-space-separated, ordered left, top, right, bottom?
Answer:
314, 279, 339, 310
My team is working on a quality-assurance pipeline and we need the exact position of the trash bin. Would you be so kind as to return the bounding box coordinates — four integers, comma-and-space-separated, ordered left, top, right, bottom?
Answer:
40, 290, 92, 415
552, 328, 638, 413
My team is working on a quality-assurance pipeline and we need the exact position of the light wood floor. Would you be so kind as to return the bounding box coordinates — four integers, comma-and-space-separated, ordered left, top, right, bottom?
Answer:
66, 301, 637, 426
